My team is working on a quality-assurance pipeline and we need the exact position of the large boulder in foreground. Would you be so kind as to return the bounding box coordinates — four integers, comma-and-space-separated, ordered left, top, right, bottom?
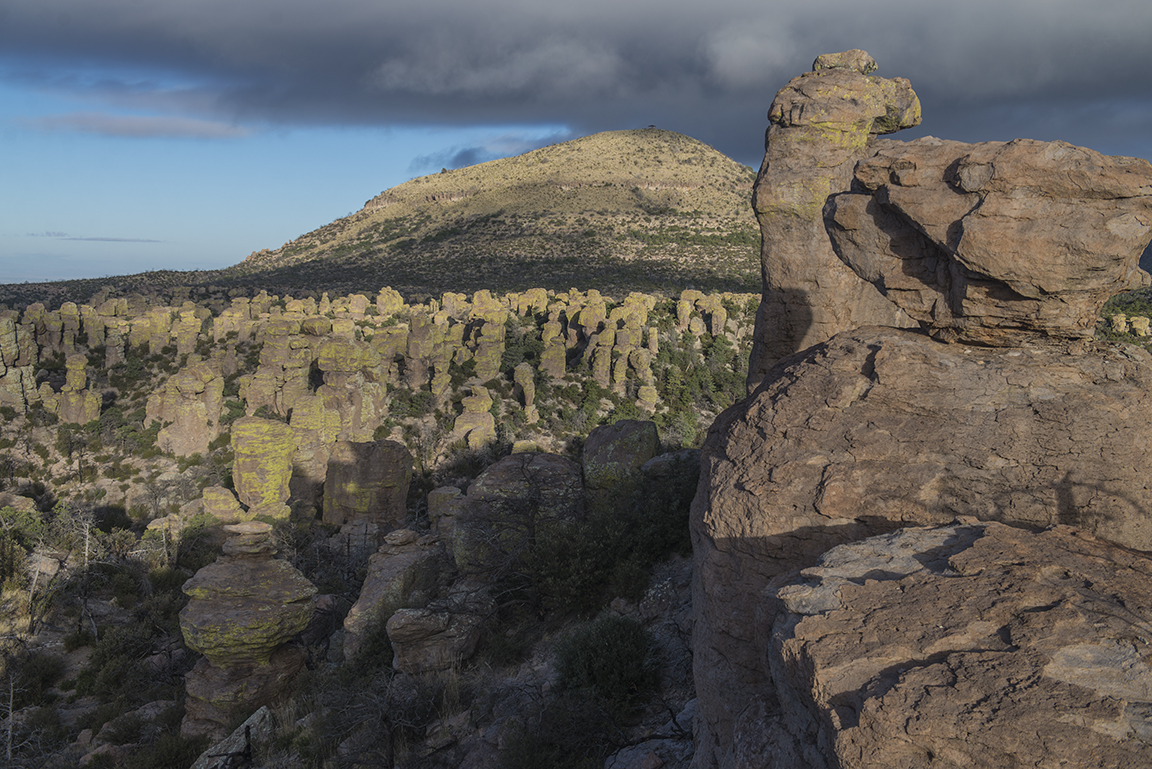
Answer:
691, 326, 1152, 767
827, 137, 1152, 346
748, 520, 1152, 768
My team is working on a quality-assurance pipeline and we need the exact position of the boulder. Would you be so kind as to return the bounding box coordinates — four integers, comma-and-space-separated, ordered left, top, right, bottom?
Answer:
748, 49, 920, 384
343, 530, 454, 660
452, 452, 585, 572
691, 326, 1152, 768
747, 520, 1152, 769
826, 137, 1152, 345
385, 584, 493, 674
322, 439, 413, 529
179, 523, 316, 668
200, 486, 244, 522
582, 419, 659, 515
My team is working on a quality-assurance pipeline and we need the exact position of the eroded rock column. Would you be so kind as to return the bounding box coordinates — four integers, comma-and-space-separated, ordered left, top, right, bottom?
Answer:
748, 49, 921, 386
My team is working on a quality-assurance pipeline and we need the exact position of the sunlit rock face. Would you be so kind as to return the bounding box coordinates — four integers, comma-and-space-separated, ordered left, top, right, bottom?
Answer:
747, 49, 921, 385
748, 521, 1152, 769
695, 48, 1152, 769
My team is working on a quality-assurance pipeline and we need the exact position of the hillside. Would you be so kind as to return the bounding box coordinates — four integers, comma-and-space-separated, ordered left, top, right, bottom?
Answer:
232, 128, 759, 296
0, 129, 760, 309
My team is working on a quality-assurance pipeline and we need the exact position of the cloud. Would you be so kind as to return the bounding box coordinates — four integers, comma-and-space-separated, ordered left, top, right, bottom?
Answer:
61, 236, 164, 243
408, 129, 574, 173
18, 111, 250, 138
1, 0, 1151, 162
24, 231, 162, 243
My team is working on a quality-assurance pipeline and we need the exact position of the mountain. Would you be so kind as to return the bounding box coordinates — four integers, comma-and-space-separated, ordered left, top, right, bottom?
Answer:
230, 127, 761, 297
0, 129, 760, 308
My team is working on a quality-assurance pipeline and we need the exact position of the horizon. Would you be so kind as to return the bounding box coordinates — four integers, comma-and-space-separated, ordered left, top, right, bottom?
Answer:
3, 0, 1151, 284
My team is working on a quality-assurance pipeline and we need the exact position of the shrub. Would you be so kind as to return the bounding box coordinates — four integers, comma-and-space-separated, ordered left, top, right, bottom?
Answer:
553, 614, 657, 716
499, 690, 614, 769
7, 650, 65, 708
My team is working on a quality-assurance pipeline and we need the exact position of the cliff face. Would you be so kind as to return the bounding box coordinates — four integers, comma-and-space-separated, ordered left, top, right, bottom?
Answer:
694, 50, 1152, 768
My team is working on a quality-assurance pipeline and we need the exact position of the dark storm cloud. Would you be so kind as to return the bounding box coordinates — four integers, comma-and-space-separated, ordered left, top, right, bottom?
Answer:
3, 0, 1151, 164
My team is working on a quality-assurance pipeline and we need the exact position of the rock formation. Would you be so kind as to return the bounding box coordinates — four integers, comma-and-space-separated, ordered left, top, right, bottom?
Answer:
385, 582, 493, 675
146, 360, 225, 456
450, 452, 585, 572
582, 419, 659, 516
748, 49, 921, 384
179, 522, 316, 738
322, 439, 413, 529
231, 416, 295, 519
452, 382, 497, 450
342, 528, 453, 660
827, 137, 1152, 345
750, 520, 1152, 768
694, 49, 1152, 768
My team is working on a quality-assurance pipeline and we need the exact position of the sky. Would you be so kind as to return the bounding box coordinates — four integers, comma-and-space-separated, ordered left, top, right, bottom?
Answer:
2, 0, 1151, 284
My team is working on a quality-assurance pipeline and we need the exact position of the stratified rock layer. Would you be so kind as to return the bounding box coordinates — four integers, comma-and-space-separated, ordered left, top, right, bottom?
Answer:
691, 326, 1152, 767
749, 520, 1152, 769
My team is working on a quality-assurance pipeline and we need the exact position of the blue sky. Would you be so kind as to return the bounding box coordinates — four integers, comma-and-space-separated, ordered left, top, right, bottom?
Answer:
2, 0, 1151, 284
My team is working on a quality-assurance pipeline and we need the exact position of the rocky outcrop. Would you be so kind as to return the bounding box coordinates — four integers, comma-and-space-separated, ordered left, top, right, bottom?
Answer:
692, 326, 1152, 767
749, 520, 1152, 768
385, 583, 493, 674
451, 452, 585, 572
322, 439, 413, 529
748, 50, 921, 383
695, 50, 1152, 768
342, 529, 453, 660
452, 382, 497, 450
231, 416, 295, 519
147, 361, 225, 456
827, 137, 1152, 345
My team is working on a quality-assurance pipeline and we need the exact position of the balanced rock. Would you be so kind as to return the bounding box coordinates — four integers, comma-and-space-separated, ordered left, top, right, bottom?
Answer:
827, 137, 1152, 345
748, 520, 1152, 769
179, 522, 316, 668
748, 49, 920, 383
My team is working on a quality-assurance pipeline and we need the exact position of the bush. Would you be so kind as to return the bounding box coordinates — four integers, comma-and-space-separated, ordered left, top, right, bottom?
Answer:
553, 614, 657, 716
7, 650, 65, 708
499, 690, 614, 769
